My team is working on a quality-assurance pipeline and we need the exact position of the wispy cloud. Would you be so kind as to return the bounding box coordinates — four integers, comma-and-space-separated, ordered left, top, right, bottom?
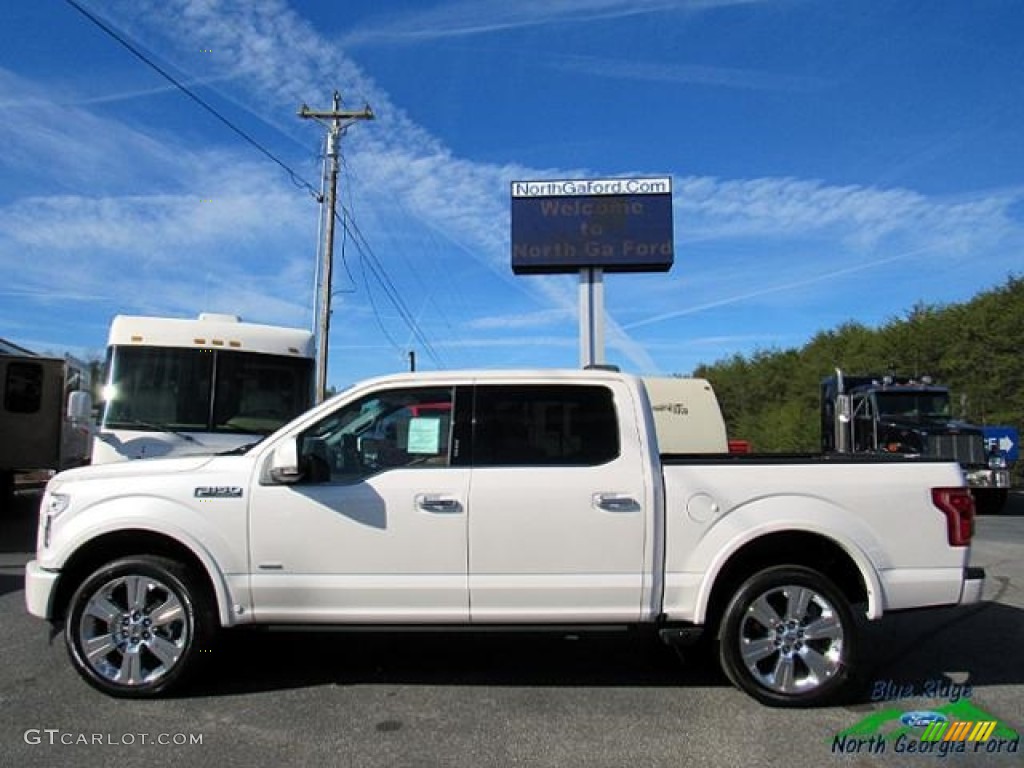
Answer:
673, 176, 1021, 248
0, 68, 191, 191
75, 1, 1024, 374
0, 65, 317, 329
549, 55, 828, 92
60, 75, 240, 107
623, 247, 933, 330
338, 0, 761, 47
468, 308, 575, 330
10, 1, 1020, 379
98, 0, 670, 370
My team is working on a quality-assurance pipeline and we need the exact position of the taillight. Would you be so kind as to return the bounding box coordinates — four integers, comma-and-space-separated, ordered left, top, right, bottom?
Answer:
931, 487, 975, 546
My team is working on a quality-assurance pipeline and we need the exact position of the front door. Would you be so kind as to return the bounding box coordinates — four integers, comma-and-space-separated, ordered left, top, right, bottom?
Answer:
248, 385, 469, 622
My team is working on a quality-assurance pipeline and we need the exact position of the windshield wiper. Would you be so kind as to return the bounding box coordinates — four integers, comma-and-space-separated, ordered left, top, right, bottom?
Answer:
217, 439, 264, 456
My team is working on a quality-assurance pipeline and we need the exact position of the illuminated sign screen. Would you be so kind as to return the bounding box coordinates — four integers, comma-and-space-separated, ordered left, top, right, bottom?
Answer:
510, 177, 674, 275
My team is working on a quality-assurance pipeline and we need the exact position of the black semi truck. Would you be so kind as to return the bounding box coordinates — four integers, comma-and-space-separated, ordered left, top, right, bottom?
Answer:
821, 369, 1011, 514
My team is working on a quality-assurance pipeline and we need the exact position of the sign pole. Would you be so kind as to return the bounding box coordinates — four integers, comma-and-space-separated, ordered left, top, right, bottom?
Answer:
579, 267, 605, 367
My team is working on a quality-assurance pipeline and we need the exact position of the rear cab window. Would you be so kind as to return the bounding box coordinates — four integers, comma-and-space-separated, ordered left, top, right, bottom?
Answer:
471, 384, 619, 466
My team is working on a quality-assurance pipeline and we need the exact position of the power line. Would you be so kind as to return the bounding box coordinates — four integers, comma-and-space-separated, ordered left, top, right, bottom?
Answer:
356, 229, 404, 355
339, 151, 474, 366
340, 206, 446, 368
334, 209, 357, 294
63, 0, 321, 200
331, 158, 446, 368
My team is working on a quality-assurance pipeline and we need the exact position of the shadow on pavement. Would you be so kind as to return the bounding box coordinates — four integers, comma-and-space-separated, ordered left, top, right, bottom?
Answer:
189, 628, 729, 698
183, 595, 1023, 702
998, 488, 1024, 517
0, 489, 40, 554
850, 599, 1024, 704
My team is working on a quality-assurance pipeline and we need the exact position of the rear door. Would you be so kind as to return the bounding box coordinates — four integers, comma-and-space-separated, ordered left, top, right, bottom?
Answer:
466, 382, 648, 622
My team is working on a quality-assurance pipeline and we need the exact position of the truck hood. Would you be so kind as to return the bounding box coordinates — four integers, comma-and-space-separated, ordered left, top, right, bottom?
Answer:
51, 456, 218, 488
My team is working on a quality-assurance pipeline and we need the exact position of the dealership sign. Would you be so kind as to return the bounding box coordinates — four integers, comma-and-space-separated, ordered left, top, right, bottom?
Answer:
510, 177, 674, 274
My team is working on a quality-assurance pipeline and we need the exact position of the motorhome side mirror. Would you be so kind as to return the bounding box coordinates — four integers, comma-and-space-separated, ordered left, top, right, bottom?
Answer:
67, 390, 93, 425
268, 438, 303, 484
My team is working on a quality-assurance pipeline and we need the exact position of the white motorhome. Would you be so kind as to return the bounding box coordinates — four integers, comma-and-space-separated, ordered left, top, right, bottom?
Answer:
642, 376, 729, 453
92, 314, 315, 463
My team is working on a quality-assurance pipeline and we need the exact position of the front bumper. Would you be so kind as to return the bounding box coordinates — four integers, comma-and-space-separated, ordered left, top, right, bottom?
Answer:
960, 566, 986, 605
24, 560, 59, 620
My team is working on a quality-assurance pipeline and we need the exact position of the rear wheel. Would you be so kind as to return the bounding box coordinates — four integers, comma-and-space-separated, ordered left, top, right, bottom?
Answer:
973, 489, 1008, 515
65, 556, 214, 697
717, 566, 857, 707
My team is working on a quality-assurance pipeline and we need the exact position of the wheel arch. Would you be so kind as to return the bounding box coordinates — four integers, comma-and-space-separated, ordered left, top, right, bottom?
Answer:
51, 529, 233, 627
699, 529, 878, 633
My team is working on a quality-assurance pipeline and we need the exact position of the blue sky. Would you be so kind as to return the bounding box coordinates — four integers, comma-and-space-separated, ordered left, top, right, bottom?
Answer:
1, 0, 1021, 388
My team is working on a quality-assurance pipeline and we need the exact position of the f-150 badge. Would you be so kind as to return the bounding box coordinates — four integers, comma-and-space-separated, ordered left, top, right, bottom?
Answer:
194, 486, 243, 498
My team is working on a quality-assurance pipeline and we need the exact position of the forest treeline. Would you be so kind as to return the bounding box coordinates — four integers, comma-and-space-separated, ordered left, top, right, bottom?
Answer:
692, 276, 1023, 467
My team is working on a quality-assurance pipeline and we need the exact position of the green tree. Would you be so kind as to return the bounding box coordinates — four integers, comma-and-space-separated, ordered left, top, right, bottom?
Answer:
693, 276, 1023, 482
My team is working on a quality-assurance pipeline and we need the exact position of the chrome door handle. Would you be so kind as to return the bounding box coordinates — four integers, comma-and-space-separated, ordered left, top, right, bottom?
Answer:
593, 493, 640, 512
416, 495, 462, 513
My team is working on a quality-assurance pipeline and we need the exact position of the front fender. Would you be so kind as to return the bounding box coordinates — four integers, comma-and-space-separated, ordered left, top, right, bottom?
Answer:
43, 495, 248, 627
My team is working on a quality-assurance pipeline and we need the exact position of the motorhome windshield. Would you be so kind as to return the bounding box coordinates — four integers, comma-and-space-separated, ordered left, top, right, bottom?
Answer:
874, 392, 951, 419
101, 345, 313, 435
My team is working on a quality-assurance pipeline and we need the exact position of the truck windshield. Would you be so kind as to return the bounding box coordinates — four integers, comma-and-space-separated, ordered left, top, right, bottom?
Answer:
875, 392, 951, 419
100, 346, 313, 435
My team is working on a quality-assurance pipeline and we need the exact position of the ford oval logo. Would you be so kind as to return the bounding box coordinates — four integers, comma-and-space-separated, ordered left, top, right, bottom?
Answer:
901, 711, 948, 728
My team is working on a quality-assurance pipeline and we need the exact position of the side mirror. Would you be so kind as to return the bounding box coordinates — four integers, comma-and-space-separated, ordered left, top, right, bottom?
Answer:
67, 390, 93, 425
268, 438, 302, 484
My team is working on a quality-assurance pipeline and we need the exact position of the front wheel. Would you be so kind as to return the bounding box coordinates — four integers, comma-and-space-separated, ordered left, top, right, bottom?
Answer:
717, 566, 858, 707
65, 556, 214, 697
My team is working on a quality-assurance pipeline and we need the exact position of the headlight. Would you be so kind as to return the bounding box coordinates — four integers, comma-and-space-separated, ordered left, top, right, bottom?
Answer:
42, 493, 70, 549
45, 493, 71, 518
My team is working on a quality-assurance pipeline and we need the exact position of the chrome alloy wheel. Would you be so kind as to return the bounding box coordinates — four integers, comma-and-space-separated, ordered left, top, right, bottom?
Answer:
736, 584, 844, 695
78, 574, 188, 687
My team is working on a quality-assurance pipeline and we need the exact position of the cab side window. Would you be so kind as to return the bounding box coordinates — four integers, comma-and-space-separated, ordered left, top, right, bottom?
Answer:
472, 385, 619, 467
297, 387, 454, 484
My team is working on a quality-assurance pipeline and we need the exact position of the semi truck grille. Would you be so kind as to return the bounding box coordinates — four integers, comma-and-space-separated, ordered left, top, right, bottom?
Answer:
925, 434, 986, 465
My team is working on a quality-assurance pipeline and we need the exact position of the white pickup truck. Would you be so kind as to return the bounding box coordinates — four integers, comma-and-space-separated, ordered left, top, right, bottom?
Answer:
25, 370, 985, 706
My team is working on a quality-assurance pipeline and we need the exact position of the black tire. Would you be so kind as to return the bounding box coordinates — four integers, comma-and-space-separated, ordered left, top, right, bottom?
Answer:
64, 556, 215, 698
973, 489, 1008, 515
717, 565, 858, 707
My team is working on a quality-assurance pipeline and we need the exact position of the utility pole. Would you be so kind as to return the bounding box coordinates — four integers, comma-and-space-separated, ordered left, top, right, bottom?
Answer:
299, 92, 373, 403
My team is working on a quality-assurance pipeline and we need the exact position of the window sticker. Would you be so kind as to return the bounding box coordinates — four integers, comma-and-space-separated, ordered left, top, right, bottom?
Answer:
407, 417, 442, 454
